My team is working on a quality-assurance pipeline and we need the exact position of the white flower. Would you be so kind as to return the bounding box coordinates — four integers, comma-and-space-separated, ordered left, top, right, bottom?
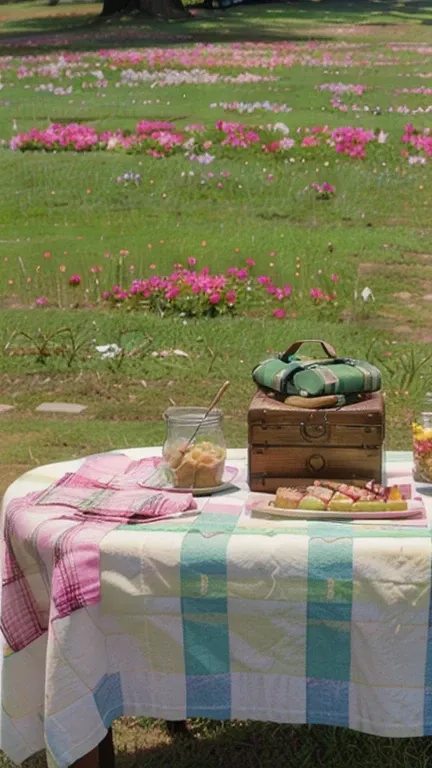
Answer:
377, 130, 388, 144
361, 287, 374, 302
273, 122, 290, 135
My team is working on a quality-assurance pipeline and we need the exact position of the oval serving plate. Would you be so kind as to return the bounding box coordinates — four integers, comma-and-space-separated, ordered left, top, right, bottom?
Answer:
250, 498, 425, 521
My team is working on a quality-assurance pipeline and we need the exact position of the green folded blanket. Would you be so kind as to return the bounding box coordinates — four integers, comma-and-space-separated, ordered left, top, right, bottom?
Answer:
252, 340, 381, 399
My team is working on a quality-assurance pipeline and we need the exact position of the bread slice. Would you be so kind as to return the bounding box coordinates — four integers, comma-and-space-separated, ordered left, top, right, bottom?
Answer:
306, 486, 334, 504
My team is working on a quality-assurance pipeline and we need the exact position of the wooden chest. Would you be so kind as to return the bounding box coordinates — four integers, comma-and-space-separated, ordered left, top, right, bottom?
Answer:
248, 389, 385, 492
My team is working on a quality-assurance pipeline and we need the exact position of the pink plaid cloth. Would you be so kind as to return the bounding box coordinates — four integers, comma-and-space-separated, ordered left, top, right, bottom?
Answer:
1, 454, 197, 653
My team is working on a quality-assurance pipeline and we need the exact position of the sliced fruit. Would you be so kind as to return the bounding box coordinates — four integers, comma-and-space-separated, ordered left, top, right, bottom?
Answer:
331, 492, 353, 504
385, 500, 408, 511
388, 486, 403, 501
328, 500, 354, 512
352, 501, 386, 512
298, 495, 326, 511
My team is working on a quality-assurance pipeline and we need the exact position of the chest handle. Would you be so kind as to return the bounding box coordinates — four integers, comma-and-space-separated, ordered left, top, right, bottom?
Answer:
300, 423, 329, 441
306, 454, 326, 473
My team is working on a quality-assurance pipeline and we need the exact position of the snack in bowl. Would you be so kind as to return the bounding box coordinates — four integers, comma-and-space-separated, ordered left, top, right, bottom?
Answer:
164, 440, 226, 489
272, 480, 408, 513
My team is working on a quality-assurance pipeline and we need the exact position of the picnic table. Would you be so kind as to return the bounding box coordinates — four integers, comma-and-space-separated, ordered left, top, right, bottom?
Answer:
1, 447, 432, 768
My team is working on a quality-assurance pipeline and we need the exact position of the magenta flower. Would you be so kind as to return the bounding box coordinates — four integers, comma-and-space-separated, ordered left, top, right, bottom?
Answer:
187, 257, 197, 266
257, 275, 271, 285
245, 258, 256, 267
166, 286, 180, 300
310, 288, 325, 300
35, 296, 48, 306
225, 290, 237, 305
209, 292, 221, 304
311, 182, 335, 199
272, 308, 286, 319
331, 274, 339, 282
69, 274, 81, 286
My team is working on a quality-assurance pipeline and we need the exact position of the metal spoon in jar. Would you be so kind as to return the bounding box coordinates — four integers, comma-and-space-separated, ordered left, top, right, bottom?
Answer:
181, 380, 231, 454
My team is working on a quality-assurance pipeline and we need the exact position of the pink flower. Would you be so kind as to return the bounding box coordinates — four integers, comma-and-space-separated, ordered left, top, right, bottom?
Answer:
245, 258, 256, 267
166, 286, 180, 300
225, 290, 237, 305
69, 274, 81, 286
209, 292, 221, 304
236, 268, 248, 280
35, 296, 48, 306
188, 257, 197, 266
257, 275, 271, 285
310, 288, 324, 300
272, 308, 286, 319
331, 274, 339, 282
322, 182, 335, 193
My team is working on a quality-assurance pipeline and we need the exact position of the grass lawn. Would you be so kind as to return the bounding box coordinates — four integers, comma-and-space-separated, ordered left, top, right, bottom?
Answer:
1, 0, 432, 766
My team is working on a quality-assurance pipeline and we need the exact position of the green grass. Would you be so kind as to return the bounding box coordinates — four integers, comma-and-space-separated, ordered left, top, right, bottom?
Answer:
1, 2, 432, 766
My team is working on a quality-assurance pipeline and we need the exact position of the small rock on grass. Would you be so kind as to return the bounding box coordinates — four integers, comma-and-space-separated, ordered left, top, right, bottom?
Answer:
0, 404, 14, 414
35, 402, 87, 415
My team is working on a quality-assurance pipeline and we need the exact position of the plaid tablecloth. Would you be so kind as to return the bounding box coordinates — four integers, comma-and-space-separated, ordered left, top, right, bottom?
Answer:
1, 448, 432, 767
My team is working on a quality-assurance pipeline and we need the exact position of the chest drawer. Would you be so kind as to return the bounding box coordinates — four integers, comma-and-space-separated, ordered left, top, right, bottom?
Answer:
249, 422, 383, 448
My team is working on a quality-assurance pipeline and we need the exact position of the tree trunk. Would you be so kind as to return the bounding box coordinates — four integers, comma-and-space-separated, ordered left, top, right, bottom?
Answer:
139, 0, 190, 20
101, 0, 129, 16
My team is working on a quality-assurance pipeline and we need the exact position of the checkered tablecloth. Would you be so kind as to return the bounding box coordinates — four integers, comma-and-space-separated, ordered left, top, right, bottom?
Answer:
1, 448, 432, 767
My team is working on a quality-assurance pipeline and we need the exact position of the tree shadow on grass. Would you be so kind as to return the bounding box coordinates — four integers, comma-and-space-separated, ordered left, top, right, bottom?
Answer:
1, 0, 432, 54
0, 2, 332, 54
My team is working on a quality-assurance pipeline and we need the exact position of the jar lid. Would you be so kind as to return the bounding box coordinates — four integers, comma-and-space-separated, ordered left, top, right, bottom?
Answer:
163, 406, 223, 427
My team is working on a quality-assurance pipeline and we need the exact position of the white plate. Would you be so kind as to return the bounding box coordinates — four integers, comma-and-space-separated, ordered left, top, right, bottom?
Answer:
142, 465, 239, 496
250, 498, 425, 521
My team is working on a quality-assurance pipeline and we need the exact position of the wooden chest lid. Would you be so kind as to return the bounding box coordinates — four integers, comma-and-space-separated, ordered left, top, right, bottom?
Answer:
248, 388, 384, 427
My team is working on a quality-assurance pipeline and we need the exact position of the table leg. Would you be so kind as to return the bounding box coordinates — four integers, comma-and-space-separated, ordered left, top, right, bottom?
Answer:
70, 746, 99, 768
166, 720, 190, 738
99, 727, 115, 768
71, 728, 115, 768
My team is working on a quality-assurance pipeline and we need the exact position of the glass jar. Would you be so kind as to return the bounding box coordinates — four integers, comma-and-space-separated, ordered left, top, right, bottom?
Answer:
413, 393, 432, 483
162, 407, 226, 489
